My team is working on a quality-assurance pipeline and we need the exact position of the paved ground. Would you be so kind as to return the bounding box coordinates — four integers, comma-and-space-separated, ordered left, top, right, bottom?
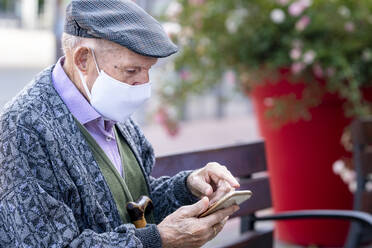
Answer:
142, 115, 261, 156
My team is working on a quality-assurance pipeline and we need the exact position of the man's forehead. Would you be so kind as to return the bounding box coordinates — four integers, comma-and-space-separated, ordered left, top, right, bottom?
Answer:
98, 42, 158, 67
106, 51, 157, 69
116, 48, 157, 66
125, 50, 158, 65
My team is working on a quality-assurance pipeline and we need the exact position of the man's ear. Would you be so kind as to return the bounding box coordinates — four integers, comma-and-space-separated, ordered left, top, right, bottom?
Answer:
73, 47, 90, 74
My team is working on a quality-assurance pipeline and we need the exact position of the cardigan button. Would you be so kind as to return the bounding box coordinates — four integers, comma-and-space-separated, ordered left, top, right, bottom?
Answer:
106, 136, 112, 142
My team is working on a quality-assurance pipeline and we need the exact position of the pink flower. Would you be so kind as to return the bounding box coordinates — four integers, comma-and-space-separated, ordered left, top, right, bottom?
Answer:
288, 2, 306, 16
225, 71, 236, 85
155, 108, 167, 124
338, 6, 351, 18
270, 9, 286, 24
189, 0, 205, 6
288, 0, 312, 16
295, 15, 311, 31
333, 160, 345, 175
155, 108, 180, 137
163, 22, 181, 38
303, 50, 316, 64
179, 69, 191, 81
290, 48, 302, 60
299, 0, 312, 8
165, 2, 183, 19
366, 181, 372, 192
341, 169, 356, 184
344, 21, 355, 32
312, 64, 324, 78
349, 182, 357, 192
291, 62, 305, 74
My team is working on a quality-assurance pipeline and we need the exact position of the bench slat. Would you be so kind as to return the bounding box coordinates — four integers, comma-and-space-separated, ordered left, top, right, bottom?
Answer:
362, 192, 372, 214
232, 177, 272, 217
352, 118, 372, 146
152, 141, 267, 178
360, 152, 372, 175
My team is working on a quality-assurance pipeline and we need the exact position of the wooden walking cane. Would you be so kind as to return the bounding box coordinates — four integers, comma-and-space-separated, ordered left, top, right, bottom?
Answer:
126, 195, 153, 228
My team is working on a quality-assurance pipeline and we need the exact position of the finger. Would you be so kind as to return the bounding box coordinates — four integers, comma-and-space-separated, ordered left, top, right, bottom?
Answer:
209, 181, 234, 205
217, 179, 234, 192
209, 189, 232, 205
209, 220, 227, 240
208, 166, 240, 188
201, 205, 239, 227
215, 216, 229, 234
180, 197, 209, 217
220, 169, 240, 188
191, 177, 214, 196
222, 216, 229, 225
214, 222, 224, 235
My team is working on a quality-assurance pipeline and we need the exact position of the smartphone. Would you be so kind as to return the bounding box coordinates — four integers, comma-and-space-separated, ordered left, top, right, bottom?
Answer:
199, 190, 252, 218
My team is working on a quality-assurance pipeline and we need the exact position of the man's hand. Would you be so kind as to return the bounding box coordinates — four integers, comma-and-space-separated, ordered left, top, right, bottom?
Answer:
158, 197, 239, 248
187, 162, 240, 204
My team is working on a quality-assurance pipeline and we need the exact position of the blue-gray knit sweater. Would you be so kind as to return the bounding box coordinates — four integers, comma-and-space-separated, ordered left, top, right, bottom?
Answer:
0, 66, 197, 247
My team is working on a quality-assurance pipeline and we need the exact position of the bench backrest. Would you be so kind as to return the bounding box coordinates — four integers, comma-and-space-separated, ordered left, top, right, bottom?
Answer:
345, 119, 372, 246
152, 141, 273, 247
351, 119, 372, 213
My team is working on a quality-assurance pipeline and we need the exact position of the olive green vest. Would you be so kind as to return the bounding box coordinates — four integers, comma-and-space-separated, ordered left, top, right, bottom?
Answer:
75, 120, 153, 224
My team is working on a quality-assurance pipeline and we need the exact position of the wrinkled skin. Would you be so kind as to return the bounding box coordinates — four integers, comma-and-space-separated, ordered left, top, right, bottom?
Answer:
158, 197, 239, 248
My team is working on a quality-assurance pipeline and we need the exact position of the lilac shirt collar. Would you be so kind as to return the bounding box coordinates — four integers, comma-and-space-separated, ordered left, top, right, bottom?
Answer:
52, 57, 115, 132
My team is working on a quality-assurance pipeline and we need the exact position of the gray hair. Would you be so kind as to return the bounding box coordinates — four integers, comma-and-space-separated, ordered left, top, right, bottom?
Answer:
61, 33, 115, 55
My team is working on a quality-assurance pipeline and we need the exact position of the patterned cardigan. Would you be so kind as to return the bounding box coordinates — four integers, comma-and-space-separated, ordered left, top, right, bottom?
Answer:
0, 66, 198, 248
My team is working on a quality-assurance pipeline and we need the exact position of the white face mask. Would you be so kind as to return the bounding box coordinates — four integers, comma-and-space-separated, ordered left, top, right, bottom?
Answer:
76, 49, 152, 122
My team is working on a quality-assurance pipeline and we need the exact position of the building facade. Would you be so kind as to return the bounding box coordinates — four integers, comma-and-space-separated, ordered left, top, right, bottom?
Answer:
0, 0, 157, 29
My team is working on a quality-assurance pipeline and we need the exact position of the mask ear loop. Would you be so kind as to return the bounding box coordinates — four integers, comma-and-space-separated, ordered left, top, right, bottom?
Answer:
75, 48, 101, 101
90, 48, 101, 75
76, 65, 92, 100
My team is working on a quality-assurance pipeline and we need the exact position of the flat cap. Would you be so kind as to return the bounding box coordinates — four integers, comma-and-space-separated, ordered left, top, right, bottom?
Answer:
64, 0, 178, 58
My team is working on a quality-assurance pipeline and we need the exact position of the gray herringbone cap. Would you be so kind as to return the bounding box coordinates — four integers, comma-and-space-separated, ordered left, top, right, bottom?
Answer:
64, 0, 178, 58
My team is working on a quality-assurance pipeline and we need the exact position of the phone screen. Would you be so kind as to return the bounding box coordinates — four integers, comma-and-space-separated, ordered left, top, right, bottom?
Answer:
199, 190, 252, 218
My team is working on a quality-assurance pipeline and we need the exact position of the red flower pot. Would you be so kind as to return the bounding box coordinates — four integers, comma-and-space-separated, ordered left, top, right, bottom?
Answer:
250, 74, 353, 246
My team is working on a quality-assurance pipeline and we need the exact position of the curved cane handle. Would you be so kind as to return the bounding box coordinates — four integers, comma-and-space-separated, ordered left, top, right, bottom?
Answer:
127, 195, 153, 228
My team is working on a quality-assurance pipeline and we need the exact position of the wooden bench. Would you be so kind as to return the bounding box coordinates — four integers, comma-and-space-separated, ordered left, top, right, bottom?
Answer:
344, 118, 372, 247
152, 139, 372, 247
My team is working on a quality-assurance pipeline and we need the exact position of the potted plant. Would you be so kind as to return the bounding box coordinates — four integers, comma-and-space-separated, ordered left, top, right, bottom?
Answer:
157, 0, 372, 246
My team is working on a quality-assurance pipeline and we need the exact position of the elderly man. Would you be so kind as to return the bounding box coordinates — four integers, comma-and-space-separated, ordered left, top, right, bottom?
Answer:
0, 0, 240, 247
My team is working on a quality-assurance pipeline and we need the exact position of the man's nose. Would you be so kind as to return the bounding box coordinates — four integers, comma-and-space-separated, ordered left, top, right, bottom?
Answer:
134, 71, 150, 85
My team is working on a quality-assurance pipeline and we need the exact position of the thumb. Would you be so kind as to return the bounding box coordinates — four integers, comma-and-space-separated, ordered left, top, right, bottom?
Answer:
183, 197, 209, 217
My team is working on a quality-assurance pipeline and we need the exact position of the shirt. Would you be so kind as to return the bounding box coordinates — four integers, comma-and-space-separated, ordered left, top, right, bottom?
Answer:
52, 57, 123, 176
